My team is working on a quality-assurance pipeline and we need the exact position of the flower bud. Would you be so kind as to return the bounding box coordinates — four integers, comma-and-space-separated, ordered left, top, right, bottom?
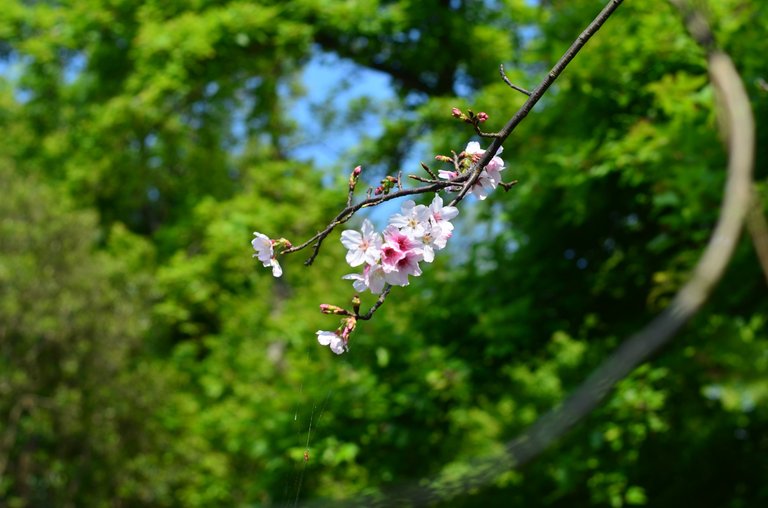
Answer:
451, 107, 462, 118
348, 165, 362, 191
352, 294, 361, 314
477, 112, 489, 122
319, 304, 347, 315
340, 316, 357, 340
274, 237, 293, 250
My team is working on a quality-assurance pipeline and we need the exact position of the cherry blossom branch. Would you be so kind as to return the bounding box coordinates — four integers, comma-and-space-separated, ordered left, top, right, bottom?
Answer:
280, 180, 461, 266
254, 0, 626, 352
450, 0, 625, 206
309, 1, 756, 504
280, 0, 625, 265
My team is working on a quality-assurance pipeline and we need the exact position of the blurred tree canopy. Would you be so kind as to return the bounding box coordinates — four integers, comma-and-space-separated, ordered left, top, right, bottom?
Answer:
1, 0, 767, 506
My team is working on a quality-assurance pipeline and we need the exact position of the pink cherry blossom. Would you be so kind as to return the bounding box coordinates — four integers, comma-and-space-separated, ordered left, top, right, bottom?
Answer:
438, 142, 506, 200
380, 226, 422, 270
379, 241, 406, 272
383, 249, 423, 286
376, 226, 423, 286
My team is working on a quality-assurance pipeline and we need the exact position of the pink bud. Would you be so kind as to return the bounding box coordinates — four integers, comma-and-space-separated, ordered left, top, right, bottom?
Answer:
320, 304, 349, 315
353, 165, 362, 176
477, 112, 489, 122
451, 107, 462, 118
340, 317, 357, 340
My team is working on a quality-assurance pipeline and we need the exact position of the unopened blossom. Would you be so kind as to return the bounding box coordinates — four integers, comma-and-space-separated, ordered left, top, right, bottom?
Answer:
316, 330, 346, 355
477, 112, 489, 122
252, 232, 282, 277
340, 317, 357, 341
341, 219, 382, 267
319, 304, 347, 315
389, 200, 429, 239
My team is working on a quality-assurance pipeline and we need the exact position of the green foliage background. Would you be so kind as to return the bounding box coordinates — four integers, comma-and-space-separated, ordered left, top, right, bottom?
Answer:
1, 0, 767, 506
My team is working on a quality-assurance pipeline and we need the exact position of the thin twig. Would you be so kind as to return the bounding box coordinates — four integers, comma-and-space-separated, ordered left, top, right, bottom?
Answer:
499, 180, 519, 191
346, 185, 355, 208
472, 124, 503, 138
499, 64, 532, 96
420, 161, 438, 179
356, 285, 393, 320
408, 174, 441, 184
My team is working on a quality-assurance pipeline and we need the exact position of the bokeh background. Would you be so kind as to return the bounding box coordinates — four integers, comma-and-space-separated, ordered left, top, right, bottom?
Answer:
1, 0, 767, 506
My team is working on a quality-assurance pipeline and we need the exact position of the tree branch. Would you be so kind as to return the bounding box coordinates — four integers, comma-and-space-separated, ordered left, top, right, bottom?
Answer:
281, 179, 464, 265
449, 0, 625, 206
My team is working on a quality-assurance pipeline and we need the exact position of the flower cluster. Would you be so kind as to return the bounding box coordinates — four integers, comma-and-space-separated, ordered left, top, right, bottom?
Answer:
314, 194, 458, 355
438, 141, 506, 200
340, 195, 458, 294
252, 136, 509, 356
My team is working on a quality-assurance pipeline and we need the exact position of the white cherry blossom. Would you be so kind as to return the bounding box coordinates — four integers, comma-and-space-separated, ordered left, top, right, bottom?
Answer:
340, 219, 382, 267
388, 200, 430, 239
316, 330, 347, 355
428, 195, 458, 235
252, 232, 282, 277
342, 263, 387, 294
420, 222, 452, 262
